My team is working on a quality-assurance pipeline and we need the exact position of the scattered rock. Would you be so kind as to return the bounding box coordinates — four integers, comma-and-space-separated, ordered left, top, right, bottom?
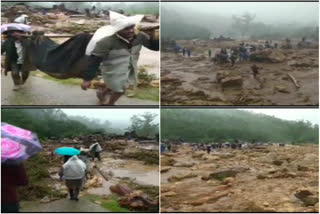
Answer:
209, 169, 239, 180
295, 189, 319, 206
110, 184, 133, 196
168, 173, 198, 182
85, 176, 103, 188
221, 76, 243, 88
119, 191, 158, 210
216, 70, 230, 82
274, 85, 290, 93
297, 165, 309, 171
162, 191, 177, 197
186, 192, 229, 206
150, 80, 159, 88
192, 153, 205, 159
174, 162, 195, 167
222, 177, 235, 185
161, 167, 171, 173
273, 160, 283, 166
314, 203, 319, 212
216, 185, 230, 191
40, 196, 50, 203
197, 77, 210, 81
161, 158, 177, 166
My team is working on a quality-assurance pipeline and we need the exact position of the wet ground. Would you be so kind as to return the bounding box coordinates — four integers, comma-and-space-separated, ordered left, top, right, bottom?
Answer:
161, 40, 318, 105
1, 74, 158, 106
161, 144, 319, 212
20, 147, 159, 212
99, 158, 159, 187
20, 198, 109, 212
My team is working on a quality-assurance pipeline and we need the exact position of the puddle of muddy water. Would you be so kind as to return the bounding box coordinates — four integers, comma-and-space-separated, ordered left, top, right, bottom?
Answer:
86, 178, 115, 196
137, 144, 159, 150
100, 159, 159, 186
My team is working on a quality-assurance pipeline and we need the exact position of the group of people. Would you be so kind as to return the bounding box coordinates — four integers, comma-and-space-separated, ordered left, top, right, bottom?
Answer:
191, 141, 242, 154
1, 142, 103, 212
172, 45, 192, 57
210, 37, 307, 66
2, 10, 159, 105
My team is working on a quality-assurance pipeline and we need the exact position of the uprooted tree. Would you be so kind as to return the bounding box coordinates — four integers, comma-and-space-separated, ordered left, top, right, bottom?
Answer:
232, 12, 256, 37
127, 112, 159, 138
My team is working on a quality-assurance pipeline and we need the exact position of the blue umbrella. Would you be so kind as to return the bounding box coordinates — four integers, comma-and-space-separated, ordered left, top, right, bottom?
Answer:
55, 147, 80, 156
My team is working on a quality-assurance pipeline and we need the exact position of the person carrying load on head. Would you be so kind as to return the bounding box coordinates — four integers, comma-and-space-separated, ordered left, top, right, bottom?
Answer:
82, 11, 159, 105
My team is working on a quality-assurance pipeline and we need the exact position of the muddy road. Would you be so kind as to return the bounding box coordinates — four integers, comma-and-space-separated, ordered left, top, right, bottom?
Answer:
161, 40, 318, 105
161, 144, 319, 212
1, 74, 158, 106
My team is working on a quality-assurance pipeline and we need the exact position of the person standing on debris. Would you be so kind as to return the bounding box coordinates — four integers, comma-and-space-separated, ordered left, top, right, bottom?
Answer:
208, 49, 212, 58
167, 143, 172, 152
89, 142, 103, 161
182, 47, 186, 56
239, 45, 248, 62
206, 144, 211, 154
1, 29, 30, 91
251, 64, 261, 78
59, 156, 87, 201
187, 49, 191, 57
2, 163, 29, 212
82, 11, 159, 105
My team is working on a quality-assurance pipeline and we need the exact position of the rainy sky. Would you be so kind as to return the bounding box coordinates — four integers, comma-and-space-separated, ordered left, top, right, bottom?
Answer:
62, 109, 160, 126
62, 109, 318, 126
162, 2, 318, 25
245, 109, 319, 125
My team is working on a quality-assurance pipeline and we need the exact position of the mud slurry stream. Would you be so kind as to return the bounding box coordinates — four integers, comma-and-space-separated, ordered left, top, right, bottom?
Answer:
161, 40, 318, 105
161, 145, 319, 212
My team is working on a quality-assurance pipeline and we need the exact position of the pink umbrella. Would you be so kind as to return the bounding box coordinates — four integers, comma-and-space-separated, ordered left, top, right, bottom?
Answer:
1, 123, 42, 164
1, 138, 27, 163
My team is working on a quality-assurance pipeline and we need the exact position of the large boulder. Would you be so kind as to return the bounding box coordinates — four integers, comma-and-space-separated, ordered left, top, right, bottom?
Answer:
295, 189, 319, 206
119, 191, 158, 211
221, 76, 243, 88
250, 49, 286, 63
110, 184, 133, 196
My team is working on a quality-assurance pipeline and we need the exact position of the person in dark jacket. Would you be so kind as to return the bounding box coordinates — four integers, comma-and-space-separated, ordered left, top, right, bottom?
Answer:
1, 163, 29, 212
1, 30, 29, 91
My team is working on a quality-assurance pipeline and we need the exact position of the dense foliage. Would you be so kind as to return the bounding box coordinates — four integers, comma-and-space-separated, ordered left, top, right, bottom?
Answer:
127, 112, 159, 138
161, 109, 318, 144
2, 109, 108, 140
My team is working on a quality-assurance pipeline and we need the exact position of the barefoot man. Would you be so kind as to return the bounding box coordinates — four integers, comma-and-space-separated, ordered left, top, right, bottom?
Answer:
82, 11, 159, 105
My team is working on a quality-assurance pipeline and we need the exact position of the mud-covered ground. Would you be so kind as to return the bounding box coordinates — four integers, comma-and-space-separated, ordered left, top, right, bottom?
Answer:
20, 138, 159, 212
161, 144, 319, 212
161, 40, 318, 105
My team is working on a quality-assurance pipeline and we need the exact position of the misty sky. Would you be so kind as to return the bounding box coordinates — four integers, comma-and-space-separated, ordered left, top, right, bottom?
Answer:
62, 109, 160, 127
162, 2, 318, 25
62, 108, 318, 126
245, 109, 318, 125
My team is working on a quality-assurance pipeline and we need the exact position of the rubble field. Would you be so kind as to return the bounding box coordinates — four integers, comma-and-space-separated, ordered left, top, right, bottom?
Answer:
161, 144, 319, 212
161, 40, 318, 105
